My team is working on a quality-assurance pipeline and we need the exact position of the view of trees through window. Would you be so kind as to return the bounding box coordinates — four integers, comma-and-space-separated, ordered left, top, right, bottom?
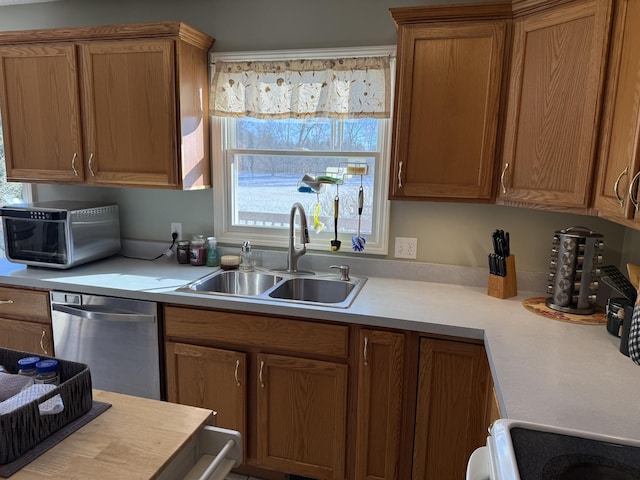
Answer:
231, 117, 379, 236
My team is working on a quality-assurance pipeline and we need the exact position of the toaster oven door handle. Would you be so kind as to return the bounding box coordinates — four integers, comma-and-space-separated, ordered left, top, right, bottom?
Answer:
52, 304, 156, 323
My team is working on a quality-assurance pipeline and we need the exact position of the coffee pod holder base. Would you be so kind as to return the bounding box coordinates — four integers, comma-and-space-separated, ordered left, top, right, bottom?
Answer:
487, 254, 517, 299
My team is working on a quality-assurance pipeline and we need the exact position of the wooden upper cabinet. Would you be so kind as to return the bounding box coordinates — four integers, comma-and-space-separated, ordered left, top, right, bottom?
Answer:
498, 0, 613, 209
0, 43, 85, 183
594, 0, 640, 223
0, 22, 213, 190
389, 4, 510, 201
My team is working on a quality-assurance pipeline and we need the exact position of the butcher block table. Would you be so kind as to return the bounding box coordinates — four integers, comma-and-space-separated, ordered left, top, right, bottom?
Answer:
9, 390, 214, 479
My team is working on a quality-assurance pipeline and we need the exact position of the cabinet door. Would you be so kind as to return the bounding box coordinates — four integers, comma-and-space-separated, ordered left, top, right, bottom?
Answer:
0, 43, 84, 183
80, 39, 178, 188
390, 20, 506, 201
0, 317, 53, 356
594, 0, 640, 221
165, 342, 246, 442
354, 329, 404, 480
412, 338, 490, 480
256, 353, 348, 480
499, 0, 613, 208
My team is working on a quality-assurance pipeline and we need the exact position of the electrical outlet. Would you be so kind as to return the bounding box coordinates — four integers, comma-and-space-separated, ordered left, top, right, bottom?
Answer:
170, 222, 183, 240
394, 237, 417, 259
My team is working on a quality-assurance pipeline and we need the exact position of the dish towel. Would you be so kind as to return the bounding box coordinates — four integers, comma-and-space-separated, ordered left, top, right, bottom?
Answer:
0, 383, 64, 416
629, 304, 640, 365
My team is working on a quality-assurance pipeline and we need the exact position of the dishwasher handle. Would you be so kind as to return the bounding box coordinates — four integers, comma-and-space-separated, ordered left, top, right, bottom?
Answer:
51, 303, 156, 323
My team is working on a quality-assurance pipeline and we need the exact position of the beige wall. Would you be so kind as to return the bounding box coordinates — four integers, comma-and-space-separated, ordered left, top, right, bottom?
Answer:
1, 0, 634, 273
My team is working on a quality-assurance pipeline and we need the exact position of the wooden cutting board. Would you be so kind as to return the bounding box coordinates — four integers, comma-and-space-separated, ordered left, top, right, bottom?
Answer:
627, 264, 640, 291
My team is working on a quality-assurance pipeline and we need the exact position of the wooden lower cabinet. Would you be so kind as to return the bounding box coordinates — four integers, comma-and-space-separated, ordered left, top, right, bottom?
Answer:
0, 317, 53, 355
412, 337, 491, 480
354, 329, 405, 480
257, 353, 348, 479
165, 342, 247, 452
0, 285, 52, 356
164, 306, 350, 480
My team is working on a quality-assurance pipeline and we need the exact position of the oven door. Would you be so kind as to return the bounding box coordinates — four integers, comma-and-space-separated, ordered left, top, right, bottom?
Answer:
2, 216, 68, 266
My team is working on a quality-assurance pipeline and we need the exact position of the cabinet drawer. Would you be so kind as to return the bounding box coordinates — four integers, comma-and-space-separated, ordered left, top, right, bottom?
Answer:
0, 287, 50, 323
164, 306, 349, 359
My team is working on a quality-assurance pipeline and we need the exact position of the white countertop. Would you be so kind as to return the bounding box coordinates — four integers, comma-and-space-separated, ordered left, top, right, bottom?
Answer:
1, 255, 639, 442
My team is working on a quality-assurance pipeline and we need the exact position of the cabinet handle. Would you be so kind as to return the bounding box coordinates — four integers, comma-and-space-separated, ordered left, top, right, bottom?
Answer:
88, 153, 96, 177
500, 163, 509, 195
629, 171, 640, 211
614, 166, 628, 207
259, 360, 265, 388
0, 299, 14, 305
40, 330, 48, 355
363, 336, 369, 366
234, 359, 241, 387
71, 153, 78, 176
397, 161, 403, 189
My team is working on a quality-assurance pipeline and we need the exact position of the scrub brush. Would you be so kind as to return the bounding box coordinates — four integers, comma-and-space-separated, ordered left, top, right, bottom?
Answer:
352, 185, 366, 251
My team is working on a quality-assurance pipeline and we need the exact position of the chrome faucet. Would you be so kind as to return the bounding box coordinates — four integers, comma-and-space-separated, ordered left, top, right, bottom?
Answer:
286, 202, 310, 274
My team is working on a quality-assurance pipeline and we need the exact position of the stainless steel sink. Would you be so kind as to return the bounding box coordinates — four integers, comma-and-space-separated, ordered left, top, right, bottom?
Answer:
178, 270, 283, 296
268, 277, 360, 306
176, 268, 366, 308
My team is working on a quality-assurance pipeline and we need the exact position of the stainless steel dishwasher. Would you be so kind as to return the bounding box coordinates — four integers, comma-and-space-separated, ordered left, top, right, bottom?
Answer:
50, 291, 161, 400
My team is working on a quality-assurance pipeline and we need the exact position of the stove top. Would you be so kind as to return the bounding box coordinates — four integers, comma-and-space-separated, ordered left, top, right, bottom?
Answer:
489, 420, 640, 480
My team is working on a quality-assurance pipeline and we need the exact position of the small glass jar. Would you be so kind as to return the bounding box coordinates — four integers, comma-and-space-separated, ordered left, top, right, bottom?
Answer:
35, 359, 60, 385
17, 356, 40, 376
206, 237, 219, 267
190, 235, 206, 266
177, 241, 190, 264
240, 240, 255, 271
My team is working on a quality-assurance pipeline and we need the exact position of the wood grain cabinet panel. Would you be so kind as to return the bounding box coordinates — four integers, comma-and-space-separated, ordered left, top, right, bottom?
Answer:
412, 338, 491, 480
164, 306, 349, 480
499, 0, 613, 209
256, 353, 348, 480
389, 4, 509, 201
0, 43, 84, 183
354, 329, 405, 480
0, 286, 52, 356
0, 22, 213, 190
594, 0, 640, 224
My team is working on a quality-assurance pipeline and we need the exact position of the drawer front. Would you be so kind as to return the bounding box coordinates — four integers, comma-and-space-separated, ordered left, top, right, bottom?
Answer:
164, 306, 349, 359
0, 286, 50, 323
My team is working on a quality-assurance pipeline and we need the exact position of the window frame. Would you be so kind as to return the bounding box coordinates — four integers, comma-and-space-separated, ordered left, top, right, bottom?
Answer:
210, 46, 395, 255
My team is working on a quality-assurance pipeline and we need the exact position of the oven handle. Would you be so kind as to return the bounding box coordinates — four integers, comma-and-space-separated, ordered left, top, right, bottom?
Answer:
466, 446, 490, 480
51, 304, 156, 323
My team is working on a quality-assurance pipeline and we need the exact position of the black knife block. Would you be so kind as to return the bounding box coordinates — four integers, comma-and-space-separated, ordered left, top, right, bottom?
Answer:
488, 254, 517, 299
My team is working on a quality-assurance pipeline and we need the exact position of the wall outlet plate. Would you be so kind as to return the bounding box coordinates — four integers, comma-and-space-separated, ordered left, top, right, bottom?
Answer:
395, 237, 417, 259
170, 222, 183, 241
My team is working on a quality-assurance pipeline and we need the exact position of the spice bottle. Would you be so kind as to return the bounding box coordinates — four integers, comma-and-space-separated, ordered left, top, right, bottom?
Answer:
35, 359, 60, 385
206, 237, 219, 267
190, 235, 206, 266
177, 241, 190, 264
17, 356, 40, 376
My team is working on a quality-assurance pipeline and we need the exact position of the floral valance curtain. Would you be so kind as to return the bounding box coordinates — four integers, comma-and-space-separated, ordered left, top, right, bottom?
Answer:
210, 56, 391, 119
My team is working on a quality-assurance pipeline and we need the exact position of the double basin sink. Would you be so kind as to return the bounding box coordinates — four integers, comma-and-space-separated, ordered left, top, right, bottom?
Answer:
177, 268, 366, 308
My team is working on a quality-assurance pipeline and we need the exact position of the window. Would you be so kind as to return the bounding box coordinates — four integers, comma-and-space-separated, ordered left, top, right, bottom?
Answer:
210, 46, 395, 255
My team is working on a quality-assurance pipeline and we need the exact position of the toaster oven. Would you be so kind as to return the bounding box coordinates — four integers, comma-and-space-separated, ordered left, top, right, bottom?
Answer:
0, 200, 120, 269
